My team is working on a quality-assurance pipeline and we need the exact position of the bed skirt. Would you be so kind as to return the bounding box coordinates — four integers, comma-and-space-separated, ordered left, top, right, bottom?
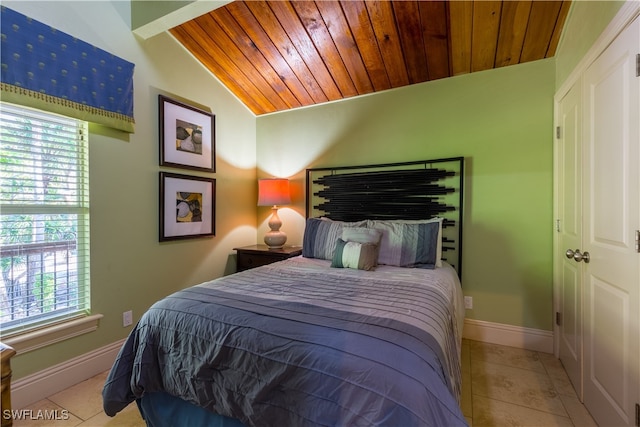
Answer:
137, 392, 245, 427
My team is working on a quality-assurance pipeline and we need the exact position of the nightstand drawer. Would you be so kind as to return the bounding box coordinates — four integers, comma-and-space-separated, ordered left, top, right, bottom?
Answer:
237, 253, 281, 270
234, 245, 302, 272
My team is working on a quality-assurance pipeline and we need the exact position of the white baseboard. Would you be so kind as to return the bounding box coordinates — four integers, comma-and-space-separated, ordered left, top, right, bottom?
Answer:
11, 339, 125, 410
463, 318, 554, 353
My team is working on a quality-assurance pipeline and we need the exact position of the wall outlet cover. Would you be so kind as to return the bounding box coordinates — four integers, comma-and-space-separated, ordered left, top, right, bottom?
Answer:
123, 310, 133, 327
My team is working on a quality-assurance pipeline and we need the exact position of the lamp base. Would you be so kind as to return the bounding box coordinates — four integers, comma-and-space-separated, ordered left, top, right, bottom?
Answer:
264, 231, 287, 249
264, 206, 287, 249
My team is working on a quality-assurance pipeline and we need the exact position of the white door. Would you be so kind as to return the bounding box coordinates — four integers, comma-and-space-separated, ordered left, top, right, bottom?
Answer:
556, 80, 584, 399
582, 16, 639, 426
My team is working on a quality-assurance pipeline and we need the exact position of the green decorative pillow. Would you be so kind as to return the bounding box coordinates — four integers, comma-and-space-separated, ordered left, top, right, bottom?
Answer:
331, 238, 378, 271
302, 218, 366, 260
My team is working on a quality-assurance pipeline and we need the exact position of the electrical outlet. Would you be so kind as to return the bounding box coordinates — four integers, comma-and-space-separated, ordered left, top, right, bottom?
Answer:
464, 296, 473, 310
123, 310, 133, 327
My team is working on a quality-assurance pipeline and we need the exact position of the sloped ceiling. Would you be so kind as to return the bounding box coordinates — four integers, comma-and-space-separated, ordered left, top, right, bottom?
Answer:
169, 0, 571, 115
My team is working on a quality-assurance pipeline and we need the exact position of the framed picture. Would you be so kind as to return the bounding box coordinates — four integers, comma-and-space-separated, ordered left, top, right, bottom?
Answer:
159, 95, 215, 172
160, 172, 216, 241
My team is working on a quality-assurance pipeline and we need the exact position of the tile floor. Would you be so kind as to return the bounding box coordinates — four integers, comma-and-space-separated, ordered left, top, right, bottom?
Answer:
13, 339, 597, 426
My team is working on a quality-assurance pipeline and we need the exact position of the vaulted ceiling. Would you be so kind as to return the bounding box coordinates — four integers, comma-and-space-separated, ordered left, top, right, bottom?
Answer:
170, 1, 571, 115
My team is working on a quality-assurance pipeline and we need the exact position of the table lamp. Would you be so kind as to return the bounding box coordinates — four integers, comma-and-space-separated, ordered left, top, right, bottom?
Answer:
258, 178, 291, 249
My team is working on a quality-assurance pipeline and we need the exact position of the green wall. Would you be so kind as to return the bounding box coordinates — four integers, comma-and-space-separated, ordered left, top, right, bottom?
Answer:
130, 0, 193, 30
257, 59, 556, 331
129, 0, 231, 38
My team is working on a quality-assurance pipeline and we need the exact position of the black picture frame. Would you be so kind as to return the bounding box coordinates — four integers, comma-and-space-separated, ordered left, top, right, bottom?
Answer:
159, 95, 215, 172
159, 172, 216, 241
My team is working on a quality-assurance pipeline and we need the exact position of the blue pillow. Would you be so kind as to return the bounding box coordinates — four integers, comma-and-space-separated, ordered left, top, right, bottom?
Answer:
302, 218, 365, 260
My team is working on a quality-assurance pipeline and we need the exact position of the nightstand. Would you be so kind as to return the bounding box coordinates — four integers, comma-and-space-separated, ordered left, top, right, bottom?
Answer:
234, 245, 302, 272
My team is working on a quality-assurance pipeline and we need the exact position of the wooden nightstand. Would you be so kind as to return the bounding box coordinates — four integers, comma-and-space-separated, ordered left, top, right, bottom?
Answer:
234, 245, 302, 272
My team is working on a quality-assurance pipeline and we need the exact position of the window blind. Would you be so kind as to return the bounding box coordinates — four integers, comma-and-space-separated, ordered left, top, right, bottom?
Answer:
0, 102, 90, 335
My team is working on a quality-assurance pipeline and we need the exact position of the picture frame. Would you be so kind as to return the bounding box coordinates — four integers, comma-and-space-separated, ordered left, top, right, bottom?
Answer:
159, 172, 216, 241
159, 95, 215, 172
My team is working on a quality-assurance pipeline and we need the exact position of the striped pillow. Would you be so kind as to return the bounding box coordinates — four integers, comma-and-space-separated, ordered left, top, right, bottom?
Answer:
341, 227, 382, 245
331, 239, 378, 271
302, 218, 366, 260
369, 219, 442, 268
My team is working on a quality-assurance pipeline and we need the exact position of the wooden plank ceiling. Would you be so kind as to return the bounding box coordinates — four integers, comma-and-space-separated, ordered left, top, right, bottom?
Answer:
170, 0, 571, 115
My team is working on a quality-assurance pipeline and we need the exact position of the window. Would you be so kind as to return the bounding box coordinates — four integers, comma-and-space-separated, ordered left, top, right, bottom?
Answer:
0, 102, 90, 336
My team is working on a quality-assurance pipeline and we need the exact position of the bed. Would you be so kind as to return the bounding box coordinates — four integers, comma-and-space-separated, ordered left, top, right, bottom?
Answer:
103, 158, 467, 426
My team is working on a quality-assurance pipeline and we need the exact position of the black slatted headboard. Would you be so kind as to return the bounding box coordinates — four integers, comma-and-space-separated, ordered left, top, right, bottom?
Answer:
306, 157, 464, 278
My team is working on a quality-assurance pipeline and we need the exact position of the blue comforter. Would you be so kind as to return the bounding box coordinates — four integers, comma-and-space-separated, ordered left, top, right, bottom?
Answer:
103, 258, 466, 426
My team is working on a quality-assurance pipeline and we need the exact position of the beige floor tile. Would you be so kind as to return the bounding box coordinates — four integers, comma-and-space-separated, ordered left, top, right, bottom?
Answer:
461, 339, 473, 418
12, 399, 82, 427
462, 339, 471, 375
469, 340, 546, 373
548, 368, 579, 398
538, 352, 567, 378
472, 395, 574, 427
48, 371, 109, 421
461, 367, 473, 418
559, 394, 598, 427
471, 360, 568, 417
78, 402, 145, 427
538, 352, 580, 398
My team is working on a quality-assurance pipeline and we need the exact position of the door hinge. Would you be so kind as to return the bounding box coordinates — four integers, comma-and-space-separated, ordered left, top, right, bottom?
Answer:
556, 219, 561, 232
636, 230, 639, 253
636, 54, 640, 77
635, 402, 639, 427
556, 312, 562, 326
556, 126, 561, 139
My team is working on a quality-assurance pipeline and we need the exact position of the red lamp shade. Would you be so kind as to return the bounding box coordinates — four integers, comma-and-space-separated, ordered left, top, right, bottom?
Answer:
258, 178, 291, 206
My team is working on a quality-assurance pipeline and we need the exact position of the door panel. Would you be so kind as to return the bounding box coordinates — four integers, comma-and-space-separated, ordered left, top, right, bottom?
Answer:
557, 79, 583, 398
561, 261, 580, 363
590, 278, 628, 410
583, 16, 639, 426
591, 58, 629, 247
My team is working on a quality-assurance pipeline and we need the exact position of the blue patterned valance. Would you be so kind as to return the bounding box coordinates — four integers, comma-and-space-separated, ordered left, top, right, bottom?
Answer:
0, 7, 135, 132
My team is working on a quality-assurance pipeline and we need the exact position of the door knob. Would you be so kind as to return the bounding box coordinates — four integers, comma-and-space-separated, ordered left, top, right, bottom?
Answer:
565, 249, 575, 259
573, 250, 591, 263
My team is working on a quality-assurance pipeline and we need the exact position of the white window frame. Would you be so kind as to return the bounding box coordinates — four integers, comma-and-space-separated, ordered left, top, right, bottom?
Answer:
0, 102, 100, 353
